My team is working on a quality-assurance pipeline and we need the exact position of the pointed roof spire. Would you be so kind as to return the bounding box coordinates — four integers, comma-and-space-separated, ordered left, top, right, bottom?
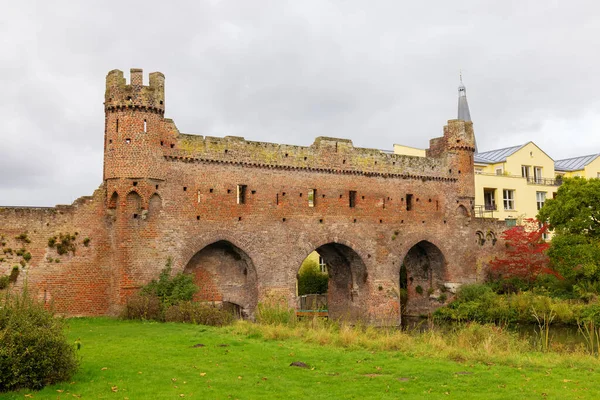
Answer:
457, 72, 471, 122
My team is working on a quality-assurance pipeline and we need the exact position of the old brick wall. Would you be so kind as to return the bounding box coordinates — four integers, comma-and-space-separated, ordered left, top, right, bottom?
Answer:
0, 68, 508, 324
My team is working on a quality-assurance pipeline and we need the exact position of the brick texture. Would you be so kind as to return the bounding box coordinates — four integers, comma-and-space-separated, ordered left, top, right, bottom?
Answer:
0, 69, 507, 323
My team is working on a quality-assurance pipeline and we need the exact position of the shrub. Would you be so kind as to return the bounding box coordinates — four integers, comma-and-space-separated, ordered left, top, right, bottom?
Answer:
8, 266, 19, 283
122, 293, 162, 321
0, 289, 79, 392
164, 301, 234, 326
456, 284, 495, 302
0, 276, 8, 290
140, 259, 197, 308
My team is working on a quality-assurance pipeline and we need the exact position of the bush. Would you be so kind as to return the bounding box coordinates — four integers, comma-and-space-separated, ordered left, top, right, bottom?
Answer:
141, 259, 197, 308
164, 301, 234, 326
0, 276, 8, 290
456, 284, 495, 302
122, 293, 162, 321
0, 289, 79, 392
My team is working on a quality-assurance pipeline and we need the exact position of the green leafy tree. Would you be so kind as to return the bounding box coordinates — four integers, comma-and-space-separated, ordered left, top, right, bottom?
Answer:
297, 258, 328, 295
538, 177, 600, 282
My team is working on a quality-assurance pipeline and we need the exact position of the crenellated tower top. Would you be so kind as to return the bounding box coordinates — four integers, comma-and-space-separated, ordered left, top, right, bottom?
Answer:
105, 68, 165, 114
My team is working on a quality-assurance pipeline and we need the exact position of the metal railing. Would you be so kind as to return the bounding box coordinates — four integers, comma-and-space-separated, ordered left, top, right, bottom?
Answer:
526, 177, 562, 186
474, 205, 496, 218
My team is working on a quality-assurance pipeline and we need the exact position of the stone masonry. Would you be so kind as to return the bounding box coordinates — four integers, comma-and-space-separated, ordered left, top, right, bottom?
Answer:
0, 69, 506, 324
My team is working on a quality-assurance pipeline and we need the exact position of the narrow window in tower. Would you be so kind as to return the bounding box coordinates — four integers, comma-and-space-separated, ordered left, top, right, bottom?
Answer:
237, 184, 247, 205
308, 189, 316, 207
116, 119, 119, 132
406, 194, 413, 211
143, 119, 147, 133
197, 190, 201, 203
349, 190, 357, 208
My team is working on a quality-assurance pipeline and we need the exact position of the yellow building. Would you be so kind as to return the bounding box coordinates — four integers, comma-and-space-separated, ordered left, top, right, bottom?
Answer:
473, 142, 560, 226
554, 154, 600, 179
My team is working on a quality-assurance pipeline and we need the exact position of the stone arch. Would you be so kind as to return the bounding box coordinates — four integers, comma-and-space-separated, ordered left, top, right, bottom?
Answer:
147, 193, 162, 220
476, 230, 485, 246
183, 240, 258, 319
296, 241, 368, 322
400, 240, 447, 316
457, 204, 469, 217
108, 191, 119, 209
125, 191, 142, 219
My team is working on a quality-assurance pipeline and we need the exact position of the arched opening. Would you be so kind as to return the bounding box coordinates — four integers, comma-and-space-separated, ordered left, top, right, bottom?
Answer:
457, 204, 469, 217
126, 191, 142, 219
296, 243, 367, 322
400, 241, 447, 316
183, 241, 258, 319
108, 192, 119, 209
148, 193, 162, 220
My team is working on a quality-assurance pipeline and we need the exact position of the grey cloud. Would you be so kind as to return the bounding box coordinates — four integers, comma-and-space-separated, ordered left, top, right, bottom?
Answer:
2, 0, 600, 206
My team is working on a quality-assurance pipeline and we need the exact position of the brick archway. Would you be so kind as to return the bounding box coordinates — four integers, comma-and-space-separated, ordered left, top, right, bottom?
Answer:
296, 242, 369, 322
400, 240, 447, 316
183, 240, 258, 319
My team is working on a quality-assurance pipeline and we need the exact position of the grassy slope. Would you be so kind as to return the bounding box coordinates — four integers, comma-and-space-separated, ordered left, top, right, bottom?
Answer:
2, 318, 599, 399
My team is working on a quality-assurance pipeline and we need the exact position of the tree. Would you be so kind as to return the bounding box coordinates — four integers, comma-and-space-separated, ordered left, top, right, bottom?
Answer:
489, 218, 557, 282
297, 258, 328, 295
538, 177, 600, 282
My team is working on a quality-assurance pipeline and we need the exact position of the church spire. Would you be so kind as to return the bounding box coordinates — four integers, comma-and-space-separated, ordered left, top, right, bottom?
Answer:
457, 73, 471, 122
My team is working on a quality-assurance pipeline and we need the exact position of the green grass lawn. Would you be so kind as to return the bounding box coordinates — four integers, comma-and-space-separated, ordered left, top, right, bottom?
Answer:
3, 318, 600, 399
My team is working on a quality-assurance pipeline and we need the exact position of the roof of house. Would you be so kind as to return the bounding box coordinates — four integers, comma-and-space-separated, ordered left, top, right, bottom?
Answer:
474, 144, 525, 164
555, 154, 600, 172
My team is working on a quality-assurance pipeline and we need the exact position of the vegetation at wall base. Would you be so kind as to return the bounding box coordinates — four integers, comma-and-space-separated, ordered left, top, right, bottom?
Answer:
0, 288, 79, 392
122, 259, 234, 326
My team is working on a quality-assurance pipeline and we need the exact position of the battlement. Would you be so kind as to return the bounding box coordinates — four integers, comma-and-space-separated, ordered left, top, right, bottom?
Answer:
105, 68, 165, 113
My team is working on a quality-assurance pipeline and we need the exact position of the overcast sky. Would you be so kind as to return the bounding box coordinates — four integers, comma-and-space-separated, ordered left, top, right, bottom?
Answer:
1, 0, 599, 206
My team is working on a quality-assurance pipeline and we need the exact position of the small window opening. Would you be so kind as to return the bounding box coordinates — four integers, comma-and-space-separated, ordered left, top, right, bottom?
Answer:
282, 218, 286, 222
374, 161, 377, 165
276, 194, 279, 205
282, 192, 286, 196
343, 159, 346, 164
349, 190, 357, 208
458, 170, 461, 174
285, 153, 288, 157
406, 194, 413, 211
379, 219, 383, 223
227, 189, 231, 194
196, 216, 200, 220
251, 190, 256, 195
143, 119, 147, 132
224, 149, 228, 154
304, 157, 307, 161
321, 194, 325, 199
319, 219, 323, 223
116, 119, 119, 132
392, 161, 396, 165
209, 188, 214, 193
308, 189, 316, 207
133, 181, 138, 187
238, 216, 242, 221
133, 213, 138, 219
449, 169, 452, 173
353, 218, 357, 223
109, 139, 113, 144
125, 138, 131, 144
183, 187, 187, 191
362, 195, 365, 200
237, 184, 247, 204
401, 220, 404, 223
170, 144, 174, 148
339, 194, 343, 199
422, 220, 425, 224
160, 141, 164, 146
428, 198, 431, 202
155, 185, 159, 190
197, 190, 201, 203
299, 193, 303, 197
160, 100, 163, 105
436, 200, 439, 211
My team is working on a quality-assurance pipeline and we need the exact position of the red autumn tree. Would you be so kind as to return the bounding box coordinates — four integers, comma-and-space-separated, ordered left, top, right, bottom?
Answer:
489, 218, 560, 282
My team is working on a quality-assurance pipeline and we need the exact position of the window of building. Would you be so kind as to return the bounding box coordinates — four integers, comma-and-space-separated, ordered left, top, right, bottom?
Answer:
483, 188, 496, 210
495, 167, 503, 176
536, 191, 546, 210
318, 256, 327, 273
237, 184, 247, 204
539, 221, 548, 241
521, 165, 531, 179
534, 167, 543, 183
349, 191, 357, 208
308, 189, 316, 207
406, 194, 413, 211
475, 168, 483, 174
597, 172, 600, 179
503, 189, 515, 210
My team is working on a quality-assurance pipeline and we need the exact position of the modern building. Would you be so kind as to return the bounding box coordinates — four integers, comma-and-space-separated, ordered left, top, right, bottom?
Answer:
555, 154, 600, 179
473, 142, 560, 226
